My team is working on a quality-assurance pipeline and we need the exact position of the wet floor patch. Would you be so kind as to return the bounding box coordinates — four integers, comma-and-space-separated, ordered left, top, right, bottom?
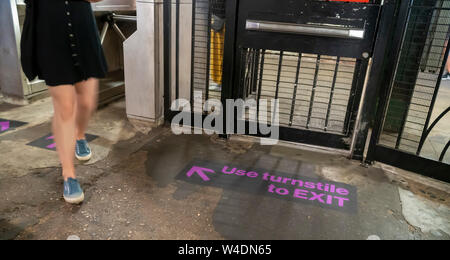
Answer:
1, 125, 447, 240
0, 218, 31, 240
142, 133, 428, 239
27, 133, 98, 151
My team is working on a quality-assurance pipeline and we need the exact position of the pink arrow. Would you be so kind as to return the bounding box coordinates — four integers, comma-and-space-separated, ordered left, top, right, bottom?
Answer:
187, 166, 215, 182
45, 135, 56, 149
0, 121, 10, 131
46, 143, 56, 149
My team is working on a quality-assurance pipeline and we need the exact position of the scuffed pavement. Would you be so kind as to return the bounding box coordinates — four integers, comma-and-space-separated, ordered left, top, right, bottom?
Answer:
0, 98, 449, 240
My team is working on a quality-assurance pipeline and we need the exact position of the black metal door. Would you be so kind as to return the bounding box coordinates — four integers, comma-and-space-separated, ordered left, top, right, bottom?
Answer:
367, 0, 450, 183
222, 0, 382, 150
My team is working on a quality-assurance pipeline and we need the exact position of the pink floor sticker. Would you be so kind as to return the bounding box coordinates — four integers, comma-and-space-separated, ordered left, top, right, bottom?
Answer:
178, 159, 357, 213
0, 118, 27, 134
0, 121, 10, 132
27, 133, 98, 151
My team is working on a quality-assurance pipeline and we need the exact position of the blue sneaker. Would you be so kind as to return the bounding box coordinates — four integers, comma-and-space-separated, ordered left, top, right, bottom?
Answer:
442, 73, 450, 81
63, 178, 84, 204
76, 139, 92, 161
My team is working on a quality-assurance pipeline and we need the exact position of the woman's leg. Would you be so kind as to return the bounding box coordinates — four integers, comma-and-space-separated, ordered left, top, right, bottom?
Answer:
447, 52, 450, 73
48, 85, 77, 180
445, 39, 450, 73
74, 78, 99, 140
444, 39, 450, 74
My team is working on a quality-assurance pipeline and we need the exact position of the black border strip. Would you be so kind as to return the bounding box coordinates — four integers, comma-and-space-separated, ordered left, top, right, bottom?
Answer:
374, 145, 450, 183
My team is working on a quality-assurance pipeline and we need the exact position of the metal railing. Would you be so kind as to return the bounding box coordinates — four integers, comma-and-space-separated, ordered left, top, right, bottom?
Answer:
378, 0, 450, 164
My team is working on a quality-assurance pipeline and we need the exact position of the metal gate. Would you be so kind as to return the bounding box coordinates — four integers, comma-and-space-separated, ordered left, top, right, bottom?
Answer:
221, 0, 382, 151
164, 0, 227, 121
164, 0, 449, 182
367, 0, 450, 182
165, 0, 382, 150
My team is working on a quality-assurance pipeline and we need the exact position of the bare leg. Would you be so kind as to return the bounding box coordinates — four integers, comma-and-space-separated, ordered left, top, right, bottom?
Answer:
444, 39, 449, 73
48, 85, 77, 181
74, 78, 99, 140
447, 53, 450, 73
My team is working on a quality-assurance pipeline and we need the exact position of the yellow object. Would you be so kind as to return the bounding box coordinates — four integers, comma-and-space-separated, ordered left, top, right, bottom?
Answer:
210, 27, 225, 85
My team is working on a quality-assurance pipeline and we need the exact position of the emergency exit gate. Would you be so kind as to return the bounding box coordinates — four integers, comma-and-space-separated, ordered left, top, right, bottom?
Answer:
222, 0, 381, 153
164, 0, 450, 182
367, 0, 450, 182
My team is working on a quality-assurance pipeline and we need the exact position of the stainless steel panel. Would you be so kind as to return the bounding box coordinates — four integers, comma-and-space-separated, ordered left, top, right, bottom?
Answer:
246, 20, 365, 39
0, 0, 24, 97
91, 0, 136, 11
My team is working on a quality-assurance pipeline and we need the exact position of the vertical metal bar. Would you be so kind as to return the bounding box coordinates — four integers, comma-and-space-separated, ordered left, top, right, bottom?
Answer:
205, 0, 212, 101
250, 49, 258, 96
239, 48, 249, 99
163, 0, 172, 119
271, 51, 284, 126
439, 141, 450, 162
289, 53, 302, 127
349, 58, 372, 159
244, 49, 253, 97
245, 50, 250, 97
325, 57, 340, 131
275, 51, 284, 100
257, 50, 266, 122
252, 50, 261, 93
417, 41, 450, 155
307, 55, 321, 129
220, 0, 239, 138
190, 0, 197, 110
344, 59, 362, 135
175, 0, 180, 100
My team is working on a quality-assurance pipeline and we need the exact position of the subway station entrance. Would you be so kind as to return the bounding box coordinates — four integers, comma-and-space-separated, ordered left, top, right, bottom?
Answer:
164, 0, 450, 183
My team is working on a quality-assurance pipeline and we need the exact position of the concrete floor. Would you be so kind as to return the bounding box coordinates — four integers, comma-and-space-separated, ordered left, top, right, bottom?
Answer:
0, 97, 449, 240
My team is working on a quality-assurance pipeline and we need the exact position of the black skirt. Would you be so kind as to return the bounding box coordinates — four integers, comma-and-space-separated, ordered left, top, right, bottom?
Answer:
34, 0, 108, 86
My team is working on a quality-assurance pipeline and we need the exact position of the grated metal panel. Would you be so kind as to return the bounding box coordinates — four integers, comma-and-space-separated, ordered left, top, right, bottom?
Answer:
379, 0, 450, 163
191, 0, 225, 105
239, 49, 358, 135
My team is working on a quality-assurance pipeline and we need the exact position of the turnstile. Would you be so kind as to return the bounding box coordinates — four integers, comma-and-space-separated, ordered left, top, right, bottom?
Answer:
91, 0, 137, 107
